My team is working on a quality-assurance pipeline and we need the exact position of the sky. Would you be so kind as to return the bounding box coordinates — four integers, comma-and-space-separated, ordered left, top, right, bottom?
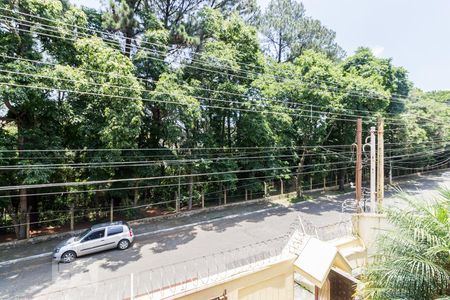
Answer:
71, 0, 450, 91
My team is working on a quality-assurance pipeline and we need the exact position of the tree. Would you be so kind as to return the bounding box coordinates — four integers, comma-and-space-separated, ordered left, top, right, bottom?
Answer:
0, 0, 79, 239
290, 18, 345, 61
146, 0, 258, 32
259, 0, 344, 62
183, 8, 268, 200
258, 0, 304, 63
102, 0, 150, 57
253, 51, 348, 197
359, 191, 450, 299
52, 36, 144, 209
342, 47, 411, 113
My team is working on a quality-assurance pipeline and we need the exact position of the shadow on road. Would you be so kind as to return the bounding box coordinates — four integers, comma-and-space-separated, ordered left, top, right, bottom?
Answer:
2, 171, 448, 300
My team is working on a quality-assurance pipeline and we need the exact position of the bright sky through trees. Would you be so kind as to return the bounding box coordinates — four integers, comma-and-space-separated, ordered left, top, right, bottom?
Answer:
71, 0, 450, 91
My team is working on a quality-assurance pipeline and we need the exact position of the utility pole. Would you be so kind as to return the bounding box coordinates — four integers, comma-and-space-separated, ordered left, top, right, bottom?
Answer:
370, 127, 376, 213
376, 117, 384, 209
355, 118, 362, 212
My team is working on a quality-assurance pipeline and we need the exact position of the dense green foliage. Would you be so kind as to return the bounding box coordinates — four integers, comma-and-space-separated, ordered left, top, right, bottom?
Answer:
359, 191, 450, 299
0, 0, 448, 239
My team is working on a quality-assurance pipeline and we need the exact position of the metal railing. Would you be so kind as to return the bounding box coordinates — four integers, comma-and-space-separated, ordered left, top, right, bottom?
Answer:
30, 216, 353, 300
32, 219, 305, 300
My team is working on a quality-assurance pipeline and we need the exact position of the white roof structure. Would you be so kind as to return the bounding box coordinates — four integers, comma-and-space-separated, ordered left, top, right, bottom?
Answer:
292, 237, 353, 288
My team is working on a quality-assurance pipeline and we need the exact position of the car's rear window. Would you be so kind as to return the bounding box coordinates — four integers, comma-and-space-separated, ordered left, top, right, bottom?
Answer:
107, 226, 123, 236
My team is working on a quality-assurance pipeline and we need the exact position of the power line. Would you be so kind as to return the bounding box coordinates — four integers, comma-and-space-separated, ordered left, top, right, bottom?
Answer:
0, 144, 357, 153
0, 10, 424, 104
0, 68, 411, 126
1, 26, 442, 128
386, 148, 450, 160
0, 81, 384, 124
0, 154, 354, 170
389, 157, 450, 170
1, 139, 447, 154
0, 13, 416, 107
1, 55, 421, 121
0, 165, 355, 198
386, 152, 450, 165
1, 143, 447, 169
0, 163, 355, 191
0, 149, 357, 161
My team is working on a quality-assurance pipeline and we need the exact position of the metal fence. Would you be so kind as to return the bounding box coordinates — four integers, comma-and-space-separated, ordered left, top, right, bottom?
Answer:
29, 216, 353, 300
0, 174, 346, 241
32, 229, 300, 300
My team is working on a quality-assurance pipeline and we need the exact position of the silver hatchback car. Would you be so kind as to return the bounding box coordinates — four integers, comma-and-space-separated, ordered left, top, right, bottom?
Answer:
53, 221, 134, 263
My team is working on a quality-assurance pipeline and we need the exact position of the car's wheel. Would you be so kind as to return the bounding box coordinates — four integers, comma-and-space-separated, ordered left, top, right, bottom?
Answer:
61, 251, 77, 263
117, 239, 130, 250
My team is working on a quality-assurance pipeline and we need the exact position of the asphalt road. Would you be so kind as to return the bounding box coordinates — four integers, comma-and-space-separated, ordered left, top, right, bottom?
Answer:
1, 171, 449, 300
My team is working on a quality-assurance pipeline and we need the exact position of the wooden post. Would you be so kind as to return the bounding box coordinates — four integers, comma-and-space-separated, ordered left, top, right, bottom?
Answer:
175, 192, 180, 212
223, 189, 227, 205
264, 182, 268, 198
370, 126, 376, 213
70, 204, 74, 232
26, 212, 30, 239
188, 176, 193, 210
110, 199, 114, 222
280, 179, 284, 195
245, 189, 248, 201
201, 192, 205, 209
377, 117, 384, 208
310, 177, 313, 190
335, 174, 338, 187
178, 175, 181, 210
355, 118, 363, 211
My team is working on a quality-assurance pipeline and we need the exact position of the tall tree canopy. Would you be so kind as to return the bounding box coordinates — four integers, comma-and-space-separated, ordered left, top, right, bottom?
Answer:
0, 0, 448, 240
259, 0, 344, 62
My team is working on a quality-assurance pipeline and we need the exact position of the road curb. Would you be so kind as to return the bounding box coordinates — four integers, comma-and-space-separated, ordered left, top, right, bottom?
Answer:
0, 205, 284, 267
0, 252, 52, 267
0, 198, 268, 249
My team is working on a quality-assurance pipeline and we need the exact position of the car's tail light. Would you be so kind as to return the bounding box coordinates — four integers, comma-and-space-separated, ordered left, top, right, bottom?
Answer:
129, 228, 133, 237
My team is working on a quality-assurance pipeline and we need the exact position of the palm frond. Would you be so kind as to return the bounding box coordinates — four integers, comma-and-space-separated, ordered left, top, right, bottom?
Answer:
358, 189, 450, 300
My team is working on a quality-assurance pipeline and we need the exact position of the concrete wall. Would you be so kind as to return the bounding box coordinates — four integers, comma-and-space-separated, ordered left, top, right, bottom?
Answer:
172, 259, 295, 300
352, 213, 392, 258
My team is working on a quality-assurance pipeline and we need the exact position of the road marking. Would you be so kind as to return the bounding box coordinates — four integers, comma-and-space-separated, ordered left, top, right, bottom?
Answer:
0, 252, 52, 267
0, 205, 284, 267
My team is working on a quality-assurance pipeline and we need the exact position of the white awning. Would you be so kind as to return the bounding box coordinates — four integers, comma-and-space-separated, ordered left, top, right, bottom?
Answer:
293, 237, 352, 288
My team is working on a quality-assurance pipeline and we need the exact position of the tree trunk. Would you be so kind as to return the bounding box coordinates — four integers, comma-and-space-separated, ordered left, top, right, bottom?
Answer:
338, 168, 346, 191
17, 189, 28, 239
16, 125, 27, 239
133, 182, 140, 206
277, 28, 283, 63
296, 151, 306, 198
150, 106, 161, 147
221, 115, 226, 145
124, 28, 133, 57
